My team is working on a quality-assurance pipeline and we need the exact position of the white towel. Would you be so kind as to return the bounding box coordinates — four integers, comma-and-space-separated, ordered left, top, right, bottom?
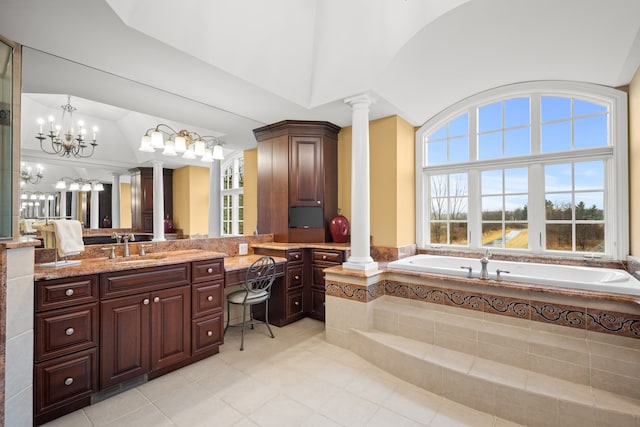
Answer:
52, 220, 85, 258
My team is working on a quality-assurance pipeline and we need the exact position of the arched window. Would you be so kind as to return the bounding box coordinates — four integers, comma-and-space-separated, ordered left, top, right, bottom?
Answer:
221, 153, 244, 236
416, 82, 628, 260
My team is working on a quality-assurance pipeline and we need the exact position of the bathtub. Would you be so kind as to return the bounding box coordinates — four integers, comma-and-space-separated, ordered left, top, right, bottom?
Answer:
387, 254, 640, 296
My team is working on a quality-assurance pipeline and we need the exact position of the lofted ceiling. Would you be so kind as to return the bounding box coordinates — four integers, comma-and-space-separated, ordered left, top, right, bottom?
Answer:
2, 0, 640, 194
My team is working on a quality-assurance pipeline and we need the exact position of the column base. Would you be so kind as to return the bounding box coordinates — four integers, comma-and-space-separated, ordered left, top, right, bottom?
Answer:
342, 260, 379, 271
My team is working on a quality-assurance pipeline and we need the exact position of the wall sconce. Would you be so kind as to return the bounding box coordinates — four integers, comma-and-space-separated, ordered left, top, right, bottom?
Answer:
139, 123, 224, 161
56, 177, 105, 192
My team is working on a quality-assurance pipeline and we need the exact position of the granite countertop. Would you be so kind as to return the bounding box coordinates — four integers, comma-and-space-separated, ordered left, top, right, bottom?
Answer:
252, 242, 351, 251
34, 249, 227, 281
224, 254, 287, 271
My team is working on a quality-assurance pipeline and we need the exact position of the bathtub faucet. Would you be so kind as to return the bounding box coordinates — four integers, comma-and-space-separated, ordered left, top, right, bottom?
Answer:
480, 249, 492, 279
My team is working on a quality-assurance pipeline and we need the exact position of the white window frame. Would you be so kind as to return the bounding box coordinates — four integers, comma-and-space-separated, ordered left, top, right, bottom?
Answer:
416, 81, 629, 260
221, 154, 244, 236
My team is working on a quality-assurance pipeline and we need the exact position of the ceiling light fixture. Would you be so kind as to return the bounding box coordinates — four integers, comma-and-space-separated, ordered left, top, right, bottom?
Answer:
36, 95, 99, 158
140, 124, 224, 161
55, 177, 104, 192
20, 163, 43, 186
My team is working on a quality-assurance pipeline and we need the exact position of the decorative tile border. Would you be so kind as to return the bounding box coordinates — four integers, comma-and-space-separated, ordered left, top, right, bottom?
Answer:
325, 278, 640, 339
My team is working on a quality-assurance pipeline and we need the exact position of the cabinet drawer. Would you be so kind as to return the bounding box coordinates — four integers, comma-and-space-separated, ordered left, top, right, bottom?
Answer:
286, 265, 304, 290
192, 313, 223, 356
192, 281, 223, 317
34, 347, 97, 415
312, 249, 343, 264
286, 290, 304, 318
35, 303, 99, 362
192, 258, 224, 283
287, 250, 303, 263
36, 275, 98, 312
100, 263, 190, 298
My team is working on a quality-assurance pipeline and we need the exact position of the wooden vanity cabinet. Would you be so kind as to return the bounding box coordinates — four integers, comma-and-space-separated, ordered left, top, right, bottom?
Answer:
100, 264, 191, 388
252, 248, 307, 326
310, 249, 345, 321
191, 259, 225, 360
34, 274, 99, 426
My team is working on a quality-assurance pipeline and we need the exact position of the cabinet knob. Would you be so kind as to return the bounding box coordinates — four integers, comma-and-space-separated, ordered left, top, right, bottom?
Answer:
322, 255, 327, 260
64, 377, 74, 386
207, 331, 213, 337
153, 296, 160, 303
294, 301, 299, 306
65, 327, 74, 336
207, 295, 213, 302
143, 298, 150, 305
294, 275, 300, 280
65, 289, 74, 297
207, 268, 213, 274
317, 200, 321, 205
295, 254, 299, 259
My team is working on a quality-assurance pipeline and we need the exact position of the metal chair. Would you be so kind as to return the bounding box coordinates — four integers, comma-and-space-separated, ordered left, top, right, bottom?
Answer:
224, 256, 276, 350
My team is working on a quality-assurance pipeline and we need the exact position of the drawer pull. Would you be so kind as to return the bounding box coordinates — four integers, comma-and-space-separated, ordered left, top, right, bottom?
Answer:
294, 301, 299, 306
65, 289, 74, 297
295, 254, 299, 259
65, 327, 75, 336
64, 377, 74, 386
207, 330, 213, 337
153, 296, 160, 303
294, 275, 300, 280
322, 255, 327, 260
207, 295, 213, 302
207, 268, 213, 274
143, 298, 150, 305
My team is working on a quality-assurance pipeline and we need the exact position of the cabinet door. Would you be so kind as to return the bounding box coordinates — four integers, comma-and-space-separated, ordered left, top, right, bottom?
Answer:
310, 289, 326, 321
150, 286, 191, 371
100, 294, 150, 389
289, 136, 323, 206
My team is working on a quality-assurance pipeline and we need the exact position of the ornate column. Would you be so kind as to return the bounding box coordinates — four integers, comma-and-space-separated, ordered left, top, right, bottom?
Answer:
208, 160, 221, 237
343, 94, 378, 271
71, 191, 78, 220
90, 189, 99, 228
151, 160, 165, 241
111, 173, 121, 228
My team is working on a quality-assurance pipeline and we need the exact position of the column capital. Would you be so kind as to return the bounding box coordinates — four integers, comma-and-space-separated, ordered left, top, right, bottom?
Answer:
150, 159, 164, 167
344, 93, 375, 109
111, 172, 122, 178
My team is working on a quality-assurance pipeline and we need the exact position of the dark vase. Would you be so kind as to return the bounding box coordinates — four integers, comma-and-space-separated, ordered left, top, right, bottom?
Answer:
164, 215, 174, 233
330, 214, 350, 243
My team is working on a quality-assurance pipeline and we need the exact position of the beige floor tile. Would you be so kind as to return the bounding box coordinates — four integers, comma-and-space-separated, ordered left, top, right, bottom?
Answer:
83, 388, 151, 426
138, 370, 194, 402
382, 382, 440, 425
247, 395, 315, 427
430, 399, 495, 427
345, 370, 400, 405
364, 407, 426, 427
318, 389, 379, 427
103, 404, 175, 427
218, 376, 280, 414
41, 409, 92, 427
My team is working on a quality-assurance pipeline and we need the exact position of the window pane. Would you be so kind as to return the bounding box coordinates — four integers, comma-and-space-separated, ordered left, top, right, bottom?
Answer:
576, 224, 604, 252
482, 196, 503, 220
430, 175, 448, 197
504, 127, 530, 157
505, 195, 528, 220
449, 136, 469, 163
574, 99, 607, 116
546, 194, 572, 220
504, 97, 530, 128
427, 140, 447, 165
575, 192, 604, 220
574, 115, 607, 149
449, 173, 468, 196
449, 113, 468, 137
545, 163, 572, 192
574, 161, 603, 190
546, 224, 573, 251
431, 199, 448, 220
430, 223, 447, 244
478, 102, 502, 132
541, 96, 571, 122
450, 197, 468, 220
504, 168, 528, 193
478, 131, 502, 160
482, 223, 503, 247
450, 223, 468, 245
429, 125, 447, 141
541, 121, 571, 152
482, 170, 502, 195
505, 225, 528, 249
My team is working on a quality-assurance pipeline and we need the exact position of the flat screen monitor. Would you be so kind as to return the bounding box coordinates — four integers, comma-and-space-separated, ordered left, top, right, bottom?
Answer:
288, 206, 324, 228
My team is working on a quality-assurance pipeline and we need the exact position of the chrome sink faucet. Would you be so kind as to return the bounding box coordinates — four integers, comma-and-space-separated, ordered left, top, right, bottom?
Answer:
122, 233, 135, 257
480, 248, 492, 280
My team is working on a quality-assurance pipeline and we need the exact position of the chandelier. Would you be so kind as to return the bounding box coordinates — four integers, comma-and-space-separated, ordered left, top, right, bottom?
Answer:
55, 177, 104, 192
36, 95, 99, 158
139, 124, 224, 161
20, 163, 43, 186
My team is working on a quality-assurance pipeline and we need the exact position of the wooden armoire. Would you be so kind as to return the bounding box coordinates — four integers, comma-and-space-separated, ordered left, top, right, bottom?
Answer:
253, 120, 340, 243
129, 167, 173, 233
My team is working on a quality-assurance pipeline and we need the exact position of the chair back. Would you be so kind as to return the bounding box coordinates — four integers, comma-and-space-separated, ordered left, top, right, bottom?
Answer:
243, 256, 277, 295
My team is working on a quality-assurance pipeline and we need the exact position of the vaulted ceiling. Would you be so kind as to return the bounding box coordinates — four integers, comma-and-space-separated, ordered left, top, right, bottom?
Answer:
3, 0, 640, 191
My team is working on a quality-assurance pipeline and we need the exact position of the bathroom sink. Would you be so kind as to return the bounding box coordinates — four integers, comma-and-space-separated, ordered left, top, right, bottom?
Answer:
109, 254, 168, 263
